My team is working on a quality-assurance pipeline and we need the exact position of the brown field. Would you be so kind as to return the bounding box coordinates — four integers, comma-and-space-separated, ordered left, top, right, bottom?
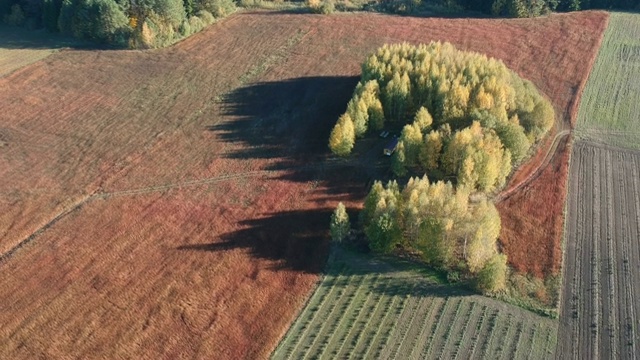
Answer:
497, 136, 571, 278
0, 10, 608, 358
556, 141, 640, 359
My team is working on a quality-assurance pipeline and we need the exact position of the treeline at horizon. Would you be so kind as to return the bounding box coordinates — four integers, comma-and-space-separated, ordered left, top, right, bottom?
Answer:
457, 0, 639, 17
0, 0, 235, 47
2, 0, 638, 47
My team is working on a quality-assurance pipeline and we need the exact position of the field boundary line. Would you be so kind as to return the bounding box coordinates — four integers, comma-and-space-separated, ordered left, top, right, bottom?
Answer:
97, 170, 278, 198
496, 129, 570, 203
0, 193, 93, 264
0, 163, 337, 264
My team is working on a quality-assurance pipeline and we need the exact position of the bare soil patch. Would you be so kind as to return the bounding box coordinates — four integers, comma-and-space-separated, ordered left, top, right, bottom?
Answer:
556, 141, 640, 359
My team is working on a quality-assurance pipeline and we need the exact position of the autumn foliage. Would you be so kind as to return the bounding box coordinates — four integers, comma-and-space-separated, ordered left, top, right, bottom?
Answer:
329, 42, 554, 193
361, 176, 506, 293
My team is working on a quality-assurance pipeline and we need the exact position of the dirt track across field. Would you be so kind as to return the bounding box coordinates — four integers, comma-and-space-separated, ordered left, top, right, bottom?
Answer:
556, 141, 640, 359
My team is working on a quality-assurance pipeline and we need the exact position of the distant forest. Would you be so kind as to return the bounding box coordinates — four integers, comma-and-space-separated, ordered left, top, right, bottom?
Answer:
0, 0, 235, 47
458, 0, 640, 17
1, 0, 638, 48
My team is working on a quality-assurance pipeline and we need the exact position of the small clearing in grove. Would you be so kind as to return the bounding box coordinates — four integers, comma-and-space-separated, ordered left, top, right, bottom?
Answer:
0, 10, 607, 358
557, 12, 640, 359
273, 248, 558, 360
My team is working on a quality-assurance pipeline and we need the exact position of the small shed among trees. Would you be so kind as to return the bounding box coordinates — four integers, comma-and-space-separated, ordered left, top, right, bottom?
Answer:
384, 137, 399, 156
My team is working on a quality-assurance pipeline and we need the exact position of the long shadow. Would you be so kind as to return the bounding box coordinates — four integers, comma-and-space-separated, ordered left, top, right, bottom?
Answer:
211, 76, 380, 197
0, 25, 104, 50
177, 209, 334, 273
242, 7, 492, 19
314, 247, 474, 297
213, 76, 358, 162
175, 207, 473, 298
199, 76, 400, 273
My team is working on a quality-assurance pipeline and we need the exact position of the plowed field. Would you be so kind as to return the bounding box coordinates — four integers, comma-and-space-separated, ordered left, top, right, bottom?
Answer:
0, 10, 608, 358
557, 12, 640, 359
557, 142, 640, 359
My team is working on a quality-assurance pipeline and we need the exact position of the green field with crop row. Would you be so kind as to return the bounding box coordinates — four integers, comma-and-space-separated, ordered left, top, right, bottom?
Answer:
574, 12, 640, 149
272, 248, 557, 360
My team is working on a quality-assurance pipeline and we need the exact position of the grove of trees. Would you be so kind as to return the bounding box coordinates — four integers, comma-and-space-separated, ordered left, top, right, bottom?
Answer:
1, 0, 235, 47
361, 177, 507, 293
329, 42, 554, 193
328, 42, 558, 293
457, 0, 639, 17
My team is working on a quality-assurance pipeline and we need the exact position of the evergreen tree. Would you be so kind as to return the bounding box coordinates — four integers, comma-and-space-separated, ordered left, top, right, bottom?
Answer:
43, 0, 62, 31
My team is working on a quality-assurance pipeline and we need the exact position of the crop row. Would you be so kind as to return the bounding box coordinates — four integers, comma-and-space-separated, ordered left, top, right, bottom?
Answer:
273, 249, 558, 359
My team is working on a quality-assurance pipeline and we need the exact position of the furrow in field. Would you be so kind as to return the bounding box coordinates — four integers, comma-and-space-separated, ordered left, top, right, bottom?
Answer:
556, 142, 584, 360
301, 273, 374, 359
477, 309, 502, 359
503, 319, 524, 360
393, 287, 436, 359
486, 313, 513, 358
382, 295, 421, 359
436, 298, 470, 360
287, 271, 363, 359
618, 151, 637, 359
313, 273, 380, 359
631, 156, 640, 356
559, 141, 640, 359
512, 320, 532, 360
346, 275, 396, 359
451, 301, 484, 360
354, 282, 404, 359
395, 296, 436, 359
420, 296, 459, 359
330, 274, 389, 359
273, 262, 347, 358
594, 149, 621, 357
448, 300, 480, 360
369, 280, 420, 359
415, 296, 448, 360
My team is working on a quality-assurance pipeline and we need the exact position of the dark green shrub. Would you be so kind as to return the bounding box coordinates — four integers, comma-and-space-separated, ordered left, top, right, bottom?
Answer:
3, 3, 25, 25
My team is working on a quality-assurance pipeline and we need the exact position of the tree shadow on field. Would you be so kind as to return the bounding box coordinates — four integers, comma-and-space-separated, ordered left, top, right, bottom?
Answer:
0, 25, 100, 50
210, 76, 382, 199
316, 247, 474, 297
176, 209, 333, 273
200, 77, 395, 273
212, 76, 358, 162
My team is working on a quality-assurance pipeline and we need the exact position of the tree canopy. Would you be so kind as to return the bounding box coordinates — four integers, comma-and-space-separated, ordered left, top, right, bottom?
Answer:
361, 177, 507, 293
329, 42, 554, 192
1, 0, 234, 47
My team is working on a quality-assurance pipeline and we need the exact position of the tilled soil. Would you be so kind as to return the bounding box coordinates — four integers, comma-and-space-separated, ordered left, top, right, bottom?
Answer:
557, 141, 640, 359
